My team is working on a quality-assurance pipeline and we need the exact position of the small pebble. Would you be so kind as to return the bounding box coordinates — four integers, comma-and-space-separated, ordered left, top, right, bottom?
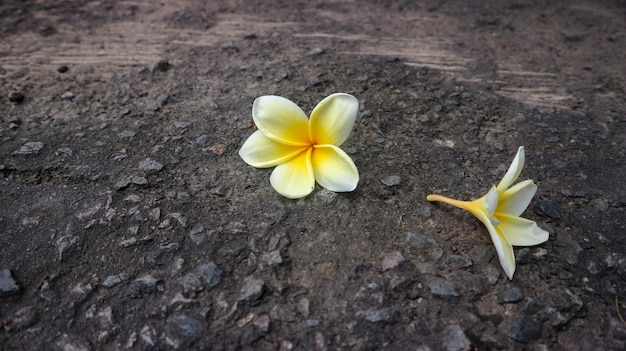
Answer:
498, 287, 524, 303
221, 41, 236, 50
56, 147, 73, 156
118, 130, 136, 138
448, 255, 472, 269
174, 121, 191, 129
309, 47, 324, 55
406, 232, 443, 260
196, 262, 222, 288
512, 113, 526, 123
8, 92, 25, 103
57, 65, 68, 73
308, 76, 321, 86
380, 175, 401, 187
119, 237, 137, 247
356, 307, 398, 323
166, 314, 204, 339
562, 32, 582, 42
275, 72, 289, 82
483, 265, 501, 285
156, 93, 169, 105
516, 248, 532, 264
56, 235, 80, 260
195, 135, 209, 146
382, 251, 405, 271
124, 194, 142, 203
13, 141, 44, 155
6, 116, 21, 124
178, 274, 203, 295
102, 273, 129, 288
138, 158, 163, 173
238, 276, 265, 302
314, 188, 337, 205
13, 306, 39, 329
426, 276, 460, 298
151, 58, 170, 72
0, 269, 21, 297
261, 250, 283, 267
160, 242, 180, 251
54, 334, 90, 351
61, 92, 74, 100
537, 200, 561, 219
551, 159, 568, 169
590, 198, 609, 211
533, 248, 548, 259
546, 136, 560, 143
189, 225, 206, 245
505, 315, 541, 342
169, 213, 188, 228
132, 176, 148, 185
304, 319, 319, 328
442, 324, 472, 351
389, 275, 411, 291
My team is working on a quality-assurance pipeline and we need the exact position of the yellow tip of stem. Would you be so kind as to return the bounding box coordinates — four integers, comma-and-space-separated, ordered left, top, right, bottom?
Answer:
425, 194, 473, 214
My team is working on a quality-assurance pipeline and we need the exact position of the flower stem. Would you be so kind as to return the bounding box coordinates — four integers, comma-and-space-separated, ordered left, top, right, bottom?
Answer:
426, 193, 481, 216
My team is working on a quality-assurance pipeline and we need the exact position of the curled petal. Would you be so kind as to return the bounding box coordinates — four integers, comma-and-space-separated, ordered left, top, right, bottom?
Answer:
309, 93, 358, 146
496, 146, 525, 193
239, 130, 308, 168
498, 179, 537, 216
482, 220, 517, 280
253, 96, 310, 146
270, 148, 315, 199
495, 213, 550, 246
311, 145, 359, 192
485, 186, 500, 226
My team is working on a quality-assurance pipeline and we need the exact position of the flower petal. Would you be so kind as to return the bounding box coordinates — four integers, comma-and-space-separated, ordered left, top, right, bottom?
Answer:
496, 146, 525, 193
482, 220, 517, 280
495, 213, 549, 246
485, 186, 500, 226
311, 145, 359, 192
253, 96, 311, 146
498, 179, 537, 216
239, 130, 308, 168
309, 93, 358, 146
270, 148, 315, 198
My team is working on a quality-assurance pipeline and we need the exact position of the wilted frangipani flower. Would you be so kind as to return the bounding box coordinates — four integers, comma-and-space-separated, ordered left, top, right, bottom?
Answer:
239, 93, 359, 199
426, 146, 549, 279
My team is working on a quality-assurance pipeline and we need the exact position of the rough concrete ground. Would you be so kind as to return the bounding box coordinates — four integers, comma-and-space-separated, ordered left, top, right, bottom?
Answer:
1, 0, 625, 350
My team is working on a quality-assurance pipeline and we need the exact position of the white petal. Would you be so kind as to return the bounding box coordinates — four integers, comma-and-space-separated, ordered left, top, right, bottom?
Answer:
239, 130, 308, 168
311, 145, 359, 192
498, 179, 537, 216
496, 213, 550, 246
496, 146, 525, 193
270, 148, 315, 199
309, 93, 358, 146
485, 186, 500, 226
252, 96, 311, 146
483, 220, 517, 280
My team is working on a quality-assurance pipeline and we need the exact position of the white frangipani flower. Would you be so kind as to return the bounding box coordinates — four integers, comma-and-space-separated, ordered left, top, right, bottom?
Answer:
239, 93, 359, 199
427, 146, 549, 279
